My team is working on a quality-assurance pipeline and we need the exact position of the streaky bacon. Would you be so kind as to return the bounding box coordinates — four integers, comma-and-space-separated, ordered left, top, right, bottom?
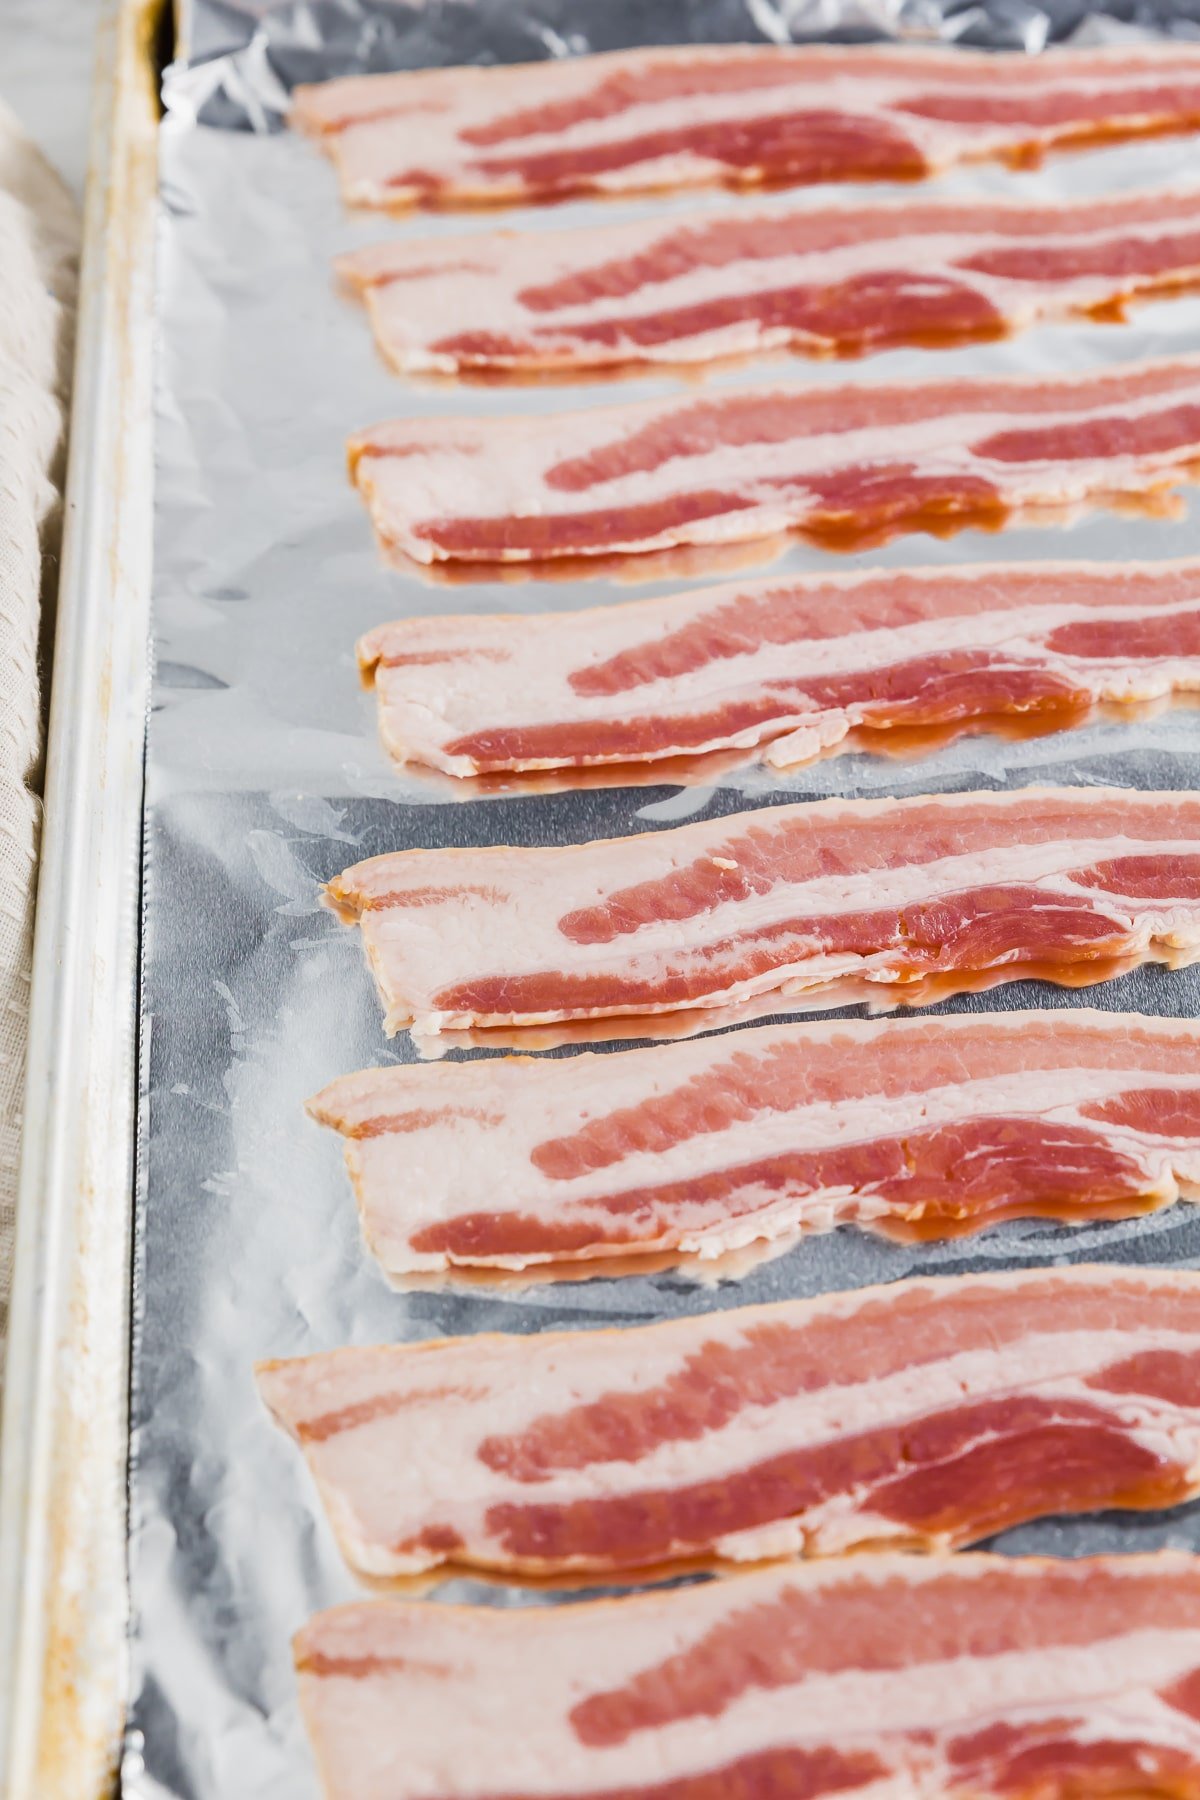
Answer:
295, 1549, 1200, 1799
348, 354, 1200, 566
261, 1263, 1200, 1581
358, 557, 1200, 778
324, 786, 1200, 1041
339, 185, 1200, 375
306, 1009, 1200, 1274
291, 41, 1200, 210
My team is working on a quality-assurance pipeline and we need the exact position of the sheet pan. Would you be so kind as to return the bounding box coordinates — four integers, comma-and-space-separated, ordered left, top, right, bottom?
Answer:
132, 10, 1200, 1797
0, 3, 160, 1798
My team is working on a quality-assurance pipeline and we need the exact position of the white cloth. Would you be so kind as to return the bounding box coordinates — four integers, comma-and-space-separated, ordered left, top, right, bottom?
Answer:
0, 100, 77, 1341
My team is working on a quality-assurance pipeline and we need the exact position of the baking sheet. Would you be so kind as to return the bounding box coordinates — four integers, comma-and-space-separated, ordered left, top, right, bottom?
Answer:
0, 6, 158, 1799
130, 16, 1200, 1799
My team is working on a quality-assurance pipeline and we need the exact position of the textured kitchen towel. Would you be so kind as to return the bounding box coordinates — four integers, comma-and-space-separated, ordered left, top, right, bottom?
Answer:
0, 99, 78, 1348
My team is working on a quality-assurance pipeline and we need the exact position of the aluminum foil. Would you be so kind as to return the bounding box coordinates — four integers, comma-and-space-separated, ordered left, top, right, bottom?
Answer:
170, 0, 1200, 130
129, 11, 1200, 1797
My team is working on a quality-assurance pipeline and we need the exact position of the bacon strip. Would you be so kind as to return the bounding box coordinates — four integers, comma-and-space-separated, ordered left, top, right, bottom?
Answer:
340, 185, 1200, 375
306, 1009, 1200, 1273
295, 1550, 1200, 1799
262, 1264, 1200, 1582
292, 42, 1200, 211
359, 557, 1200, 778
348, 355, 1200, 565
325, 786, 1200, 1040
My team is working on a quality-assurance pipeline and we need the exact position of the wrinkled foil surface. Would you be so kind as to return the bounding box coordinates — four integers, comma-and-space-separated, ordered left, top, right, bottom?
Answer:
129, 6, 1200, 1795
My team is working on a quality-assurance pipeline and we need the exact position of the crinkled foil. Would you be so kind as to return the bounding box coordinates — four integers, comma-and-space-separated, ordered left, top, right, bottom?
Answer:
171, 0, 1200, 130
128, 9, 1200, 1796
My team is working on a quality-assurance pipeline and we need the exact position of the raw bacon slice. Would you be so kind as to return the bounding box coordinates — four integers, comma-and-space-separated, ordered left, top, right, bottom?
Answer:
292, 42, 1200, 211
295, 1550, 1200, 1800
324, 786, 1200, 1041
261, 1264, 1200, 1581
339, 186, 1200, 375
306, 1009, 1200, 1274
358, 557, 1200, 778
348, 355, 1200, 566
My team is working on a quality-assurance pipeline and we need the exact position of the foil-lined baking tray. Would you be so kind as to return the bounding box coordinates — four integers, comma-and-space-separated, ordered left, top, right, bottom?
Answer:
131, 8, 1200, 1796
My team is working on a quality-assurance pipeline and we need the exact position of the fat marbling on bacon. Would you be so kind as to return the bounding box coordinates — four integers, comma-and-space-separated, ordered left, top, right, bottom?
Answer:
261, 1264, 1200, 1581
358, 557, 1200, 778
307, 1010, 1200, 1274
324, 786, 1200, 1041
339, 185, 1200, 375
292, 41, 1200, 210
348, 355, 1200, 566
295, 1550, 1200, 1800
